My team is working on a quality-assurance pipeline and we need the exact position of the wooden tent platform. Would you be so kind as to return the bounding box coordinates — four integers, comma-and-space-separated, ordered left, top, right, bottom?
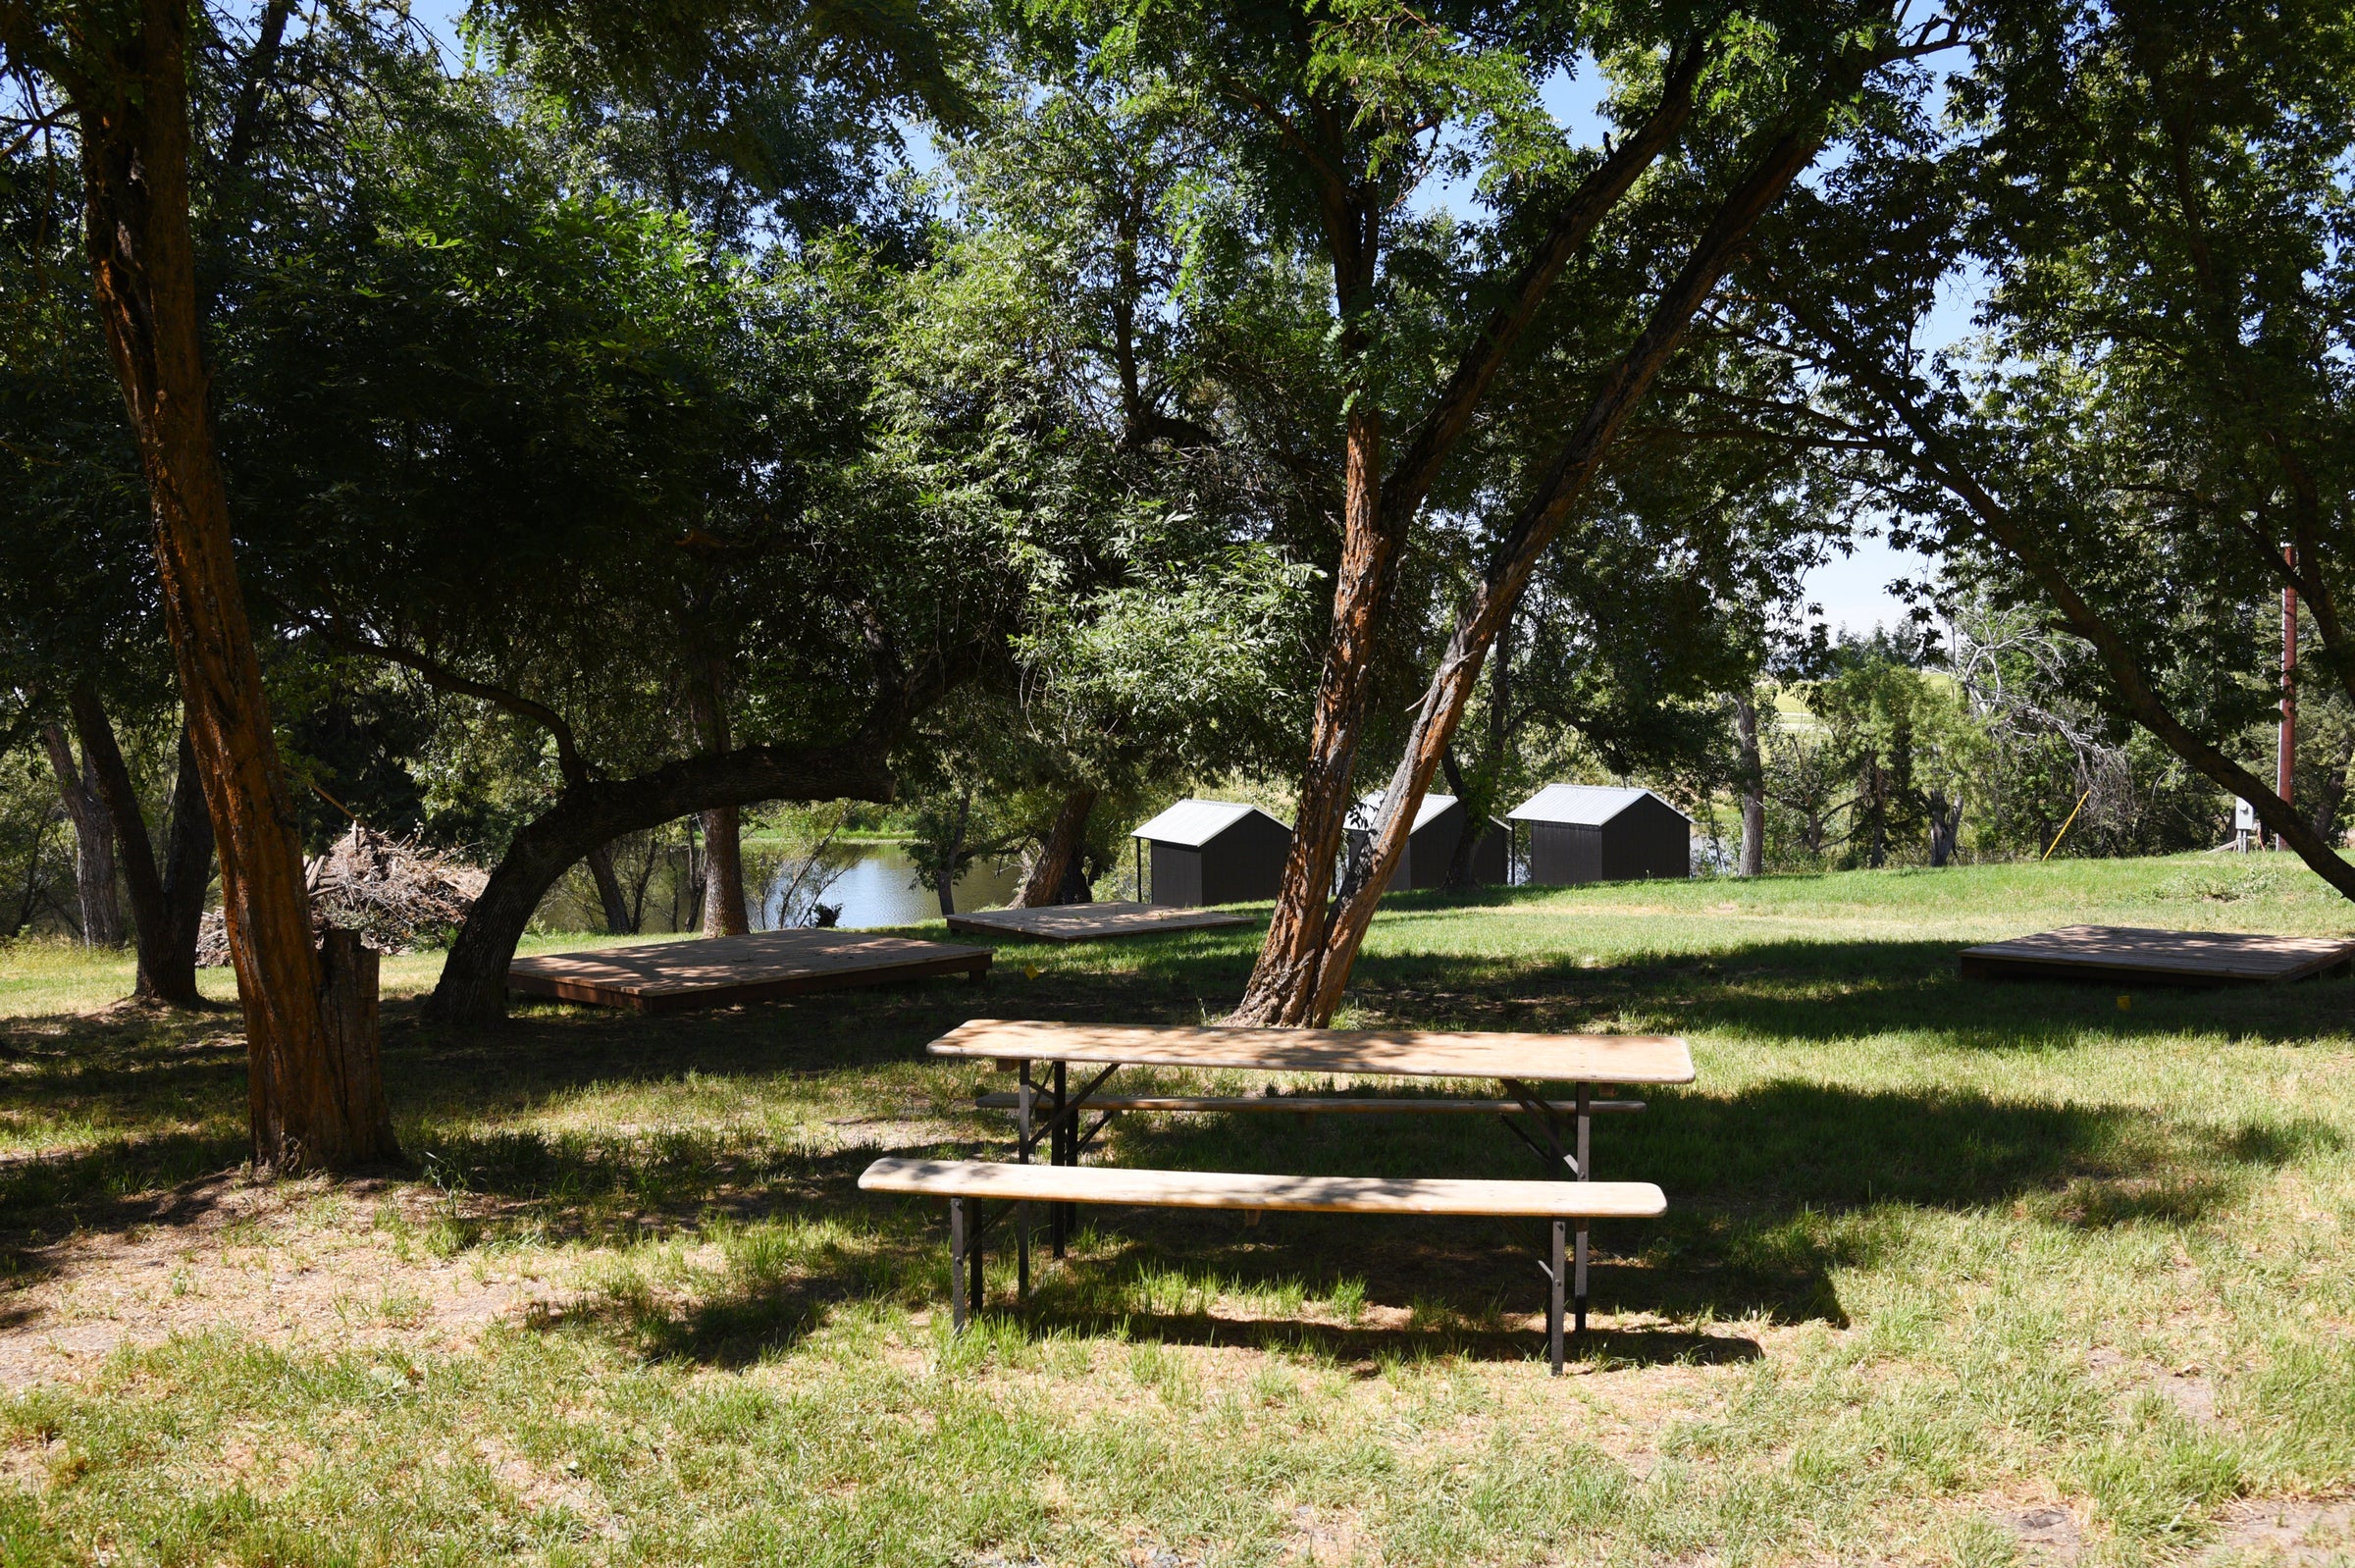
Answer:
943, 901, 1250, 943
507, 930, 991, 1014
1960, 924, 2355, 987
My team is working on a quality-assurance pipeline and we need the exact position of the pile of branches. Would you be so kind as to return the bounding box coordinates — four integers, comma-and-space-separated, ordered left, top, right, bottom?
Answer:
196, 824, 489, 966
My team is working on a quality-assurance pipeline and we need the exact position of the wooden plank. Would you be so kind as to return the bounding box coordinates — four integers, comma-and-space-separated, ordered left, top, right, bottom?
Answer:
927, 1019, 1694, 1085
859, 1157, 1667, 1218
973, 1092, 1645, 1116
507, 930, 991, 1014
1960, 924, 2355, 987
944, 902, 1251, 943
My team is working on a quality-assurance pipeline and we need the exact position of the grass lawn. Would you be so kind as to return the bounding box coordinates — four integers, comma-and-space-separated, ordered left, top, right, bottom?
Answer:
3, 852, 2353, 1565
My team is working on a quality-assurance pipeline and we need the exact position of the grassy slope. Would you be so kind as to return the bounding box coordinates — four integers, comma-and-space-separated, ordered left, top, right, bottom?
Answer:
0, 851, 2351, 1565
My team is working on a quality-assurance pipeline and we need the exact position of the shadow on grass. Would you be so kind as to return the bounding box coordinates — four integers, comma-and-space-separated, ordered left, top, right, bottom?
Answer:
4, 914, 2348, 1363
471, 1064, 2333, 1366
1344, 937, 2355, 1047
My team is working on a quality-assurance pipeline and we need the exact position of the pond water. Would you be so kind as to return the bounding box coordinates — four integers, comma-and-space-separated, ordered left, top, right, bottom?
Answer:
759, 843, 1022, 930
536, 838, 1027, 935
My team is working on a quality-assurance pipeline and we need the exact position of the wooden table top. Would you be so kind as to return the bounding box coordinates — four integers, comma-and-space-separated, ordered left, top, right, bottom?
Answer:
925, 1019, 1695, 1085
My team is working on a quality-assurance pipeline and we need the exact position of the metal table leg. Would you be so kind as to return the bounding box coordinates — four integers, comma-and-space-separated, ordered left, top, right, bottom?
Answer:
949, 1197, 969, 1333
1549, 1219, 1566, 1374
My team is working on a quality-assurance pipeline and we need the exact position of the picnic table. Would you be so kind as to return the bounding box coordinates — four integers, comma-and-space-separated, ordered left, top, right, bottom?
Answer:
925, 1019, 1693, 1350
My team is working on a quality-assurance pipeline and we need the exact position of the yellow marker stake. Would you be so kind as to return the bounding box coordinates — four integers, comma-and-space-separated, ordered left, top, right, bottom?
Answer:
2043, 789, 2092, 862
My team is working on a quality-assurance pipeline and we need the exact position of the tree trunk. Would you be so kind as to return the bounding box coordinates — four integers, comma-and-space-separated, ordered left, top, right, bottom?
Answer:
934, 790, 972, 920
584, 842, 637, 934
1013, 786, 1097, 908
157, 722, 215, 993
1927, 788, 1962, 866
685, 665, 751, 937
424, 738, 897, 1021
1735, 695, 1766, 877
698, 807, 749, 935
1440, 748, 1483, 890
1252, 107, 1845, 1026
1225, 50, 1715, 1026
69, 685, 207, 1001
1230, 404, 1394, 1024
66, 0, 393, 1169
40, 722, 123, 947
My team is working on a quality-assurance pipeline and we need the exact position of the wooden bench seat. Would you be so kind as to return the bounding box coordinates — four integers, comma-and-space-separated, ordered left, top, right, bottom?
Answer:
974, 1091, 1645, 1117
861, 1156, 1665, 1373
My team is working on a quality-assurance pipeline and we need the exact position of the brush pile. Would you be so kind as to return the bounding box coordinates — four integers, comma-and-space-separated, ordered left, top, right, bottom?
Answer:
196, 824, 490, 966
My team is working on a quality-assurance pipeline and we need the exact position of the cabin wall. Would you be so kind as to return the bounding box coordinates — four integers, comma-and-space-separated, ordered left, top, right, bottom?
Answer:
1598, 799, 1691, 880
1201, 815, 1291, 905
1528, 822, 1604, 885
1149, 843, 1203, 907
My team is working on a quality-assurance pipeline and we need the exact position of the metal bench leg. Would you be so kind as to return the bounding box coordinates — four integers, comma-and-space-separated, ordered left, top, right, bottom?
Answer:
1052, 1062, 1070, 1258
1017, 1067, 1033, 1302
969, 1203, 986, 1322
949, 1197, 969, 1333
1550, 1219, 1566, 1376
1575, 1082, 1592, 1336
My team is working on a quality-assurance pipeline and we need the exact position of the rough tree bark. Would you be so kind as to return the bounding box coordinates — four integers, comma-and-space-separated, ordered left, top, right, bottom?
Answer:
1274, 93, 1852, 1027
10, 0, 396, 1168
584, 842, 638, 934
932, 789, 973, 919
1927, 788, 1962, 866
69, 685, 210, 1001
1734, 694, 1766, 876
157, 723, 215, 987
40, 720, 123, 947
1013, 786, 1097, 908
426, 740, 899, 1021
686, 673, 752, 937
1442, 607, 1514, 889
1230, 48, 1710, 1025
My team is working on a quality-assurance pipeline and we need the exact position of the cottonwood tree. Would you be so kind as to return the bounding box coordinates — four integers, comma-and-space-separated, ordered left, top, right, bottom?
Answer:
0, 121, 218, 1000
1, 0, 394, 1166
926, 69, 1332, 903
1756, 0, 2355, 898
196, 69, 994, 1019
471, 0, 976, 931
1031, 0, 1962, 1022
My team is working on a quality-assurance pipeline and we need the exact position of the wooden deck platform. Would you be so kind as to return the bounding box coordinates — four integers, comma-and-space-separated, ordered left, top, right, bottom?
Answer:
507, 930, 991, 1013
942, 901, 1251, 943
1960, 924, 2355, 987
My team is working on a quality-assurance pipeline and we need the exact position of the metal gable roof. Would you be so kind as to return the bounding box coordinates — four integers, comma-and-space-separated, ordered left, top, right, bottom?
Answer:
1345, 792, 1462, 834
1506, 784, 1690, 827
1131, 798, 1287, 848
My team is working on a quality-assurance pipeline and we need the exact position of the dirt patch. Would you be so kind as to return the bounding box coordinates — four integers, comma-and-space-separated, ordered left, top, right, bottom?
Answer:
2204, 1498, 2355, 1564
2007, 1503, 2083, 1562
2090, 1345, 2219, 1425
0, 1172, 563, 1391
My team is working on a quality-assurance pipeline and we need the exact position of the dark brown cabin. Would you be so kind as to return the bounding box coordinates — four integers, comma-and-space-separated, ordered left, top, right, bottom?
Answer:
1130, 800, 1293, 907
1507, 785, 1691, 885
1344, 794, 1509, 891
